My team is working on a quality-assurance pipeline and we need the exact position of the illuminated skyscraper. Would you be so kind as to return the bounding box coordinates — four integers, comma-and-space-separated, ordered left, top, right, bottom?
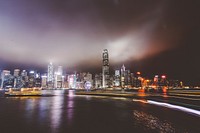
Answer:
35, 72, 41, 87
47, 62, 54, 82
125, 70, 131, 86
13, 69, 21, 88
114, 70, 120, 87
47, 62, 54, 88
68, 74, 76, 89
121, 64, 126, 88
95, 74, 101, 89
54, 66, 64, 88
41, 74, 47, 88
1, 70, 11, 89
57, 66, 63, 76
21, 70, 28, 87
21, 70, 27, 77
28, 71, 35, 88
102, 49, 110, 88
14, 69, 20, 77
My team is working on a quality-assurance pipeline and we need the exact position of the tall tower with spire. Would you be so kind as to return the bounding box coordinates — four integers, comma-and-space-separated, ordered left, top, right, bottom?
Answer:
102, 49, 110, 88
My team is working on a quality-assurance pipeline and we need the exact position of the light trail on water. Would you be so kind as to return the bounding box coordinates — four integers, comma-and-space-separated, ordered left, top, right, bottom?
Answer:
133, 99, 200, 117
147, 100, 200, 116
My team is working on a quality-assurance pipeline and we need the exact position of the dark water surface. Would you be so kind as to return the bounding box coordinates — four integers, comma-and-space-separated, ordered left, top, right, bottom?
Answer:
0, 90, 199, 133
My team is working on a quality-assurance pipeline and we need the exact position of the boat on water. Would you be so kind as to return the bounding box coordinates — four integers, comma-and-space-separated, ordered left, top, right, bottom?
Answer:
5, 88, 42, 96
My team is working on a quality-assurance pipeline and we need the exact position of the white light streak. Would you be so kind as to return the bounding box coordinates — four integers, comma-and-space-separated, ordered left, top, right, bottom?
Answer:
147, 100, 200, 117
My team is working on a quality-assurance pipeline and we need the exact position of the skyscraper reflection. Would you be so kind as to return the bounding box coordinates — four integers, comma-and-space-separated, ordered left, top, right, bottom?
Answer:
66, 96, 74, 125
50, 95, 64, 132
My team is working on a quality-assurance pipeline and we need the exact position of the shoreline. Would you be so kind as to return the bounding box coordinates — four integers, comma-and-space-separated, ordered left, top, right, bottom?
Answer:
75, 90, 200, 111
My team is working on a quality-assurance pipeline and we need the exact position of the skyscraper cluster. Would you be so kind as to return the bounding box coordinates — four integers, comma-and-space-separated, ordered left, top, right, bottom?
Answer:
93, 49, 143, 89
0, 69, 41, 89
45, 63, 65, 89
95, 49, 184, 89
0, 49, 184, 90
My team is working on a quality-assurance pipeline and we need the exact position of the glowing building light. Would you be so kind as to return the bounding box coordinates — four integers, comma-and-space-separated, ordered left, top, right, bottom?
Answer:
68, 74, 76, 89
137, 72, 141, 75
29, 71, 35, 74
36, 74, 39, 78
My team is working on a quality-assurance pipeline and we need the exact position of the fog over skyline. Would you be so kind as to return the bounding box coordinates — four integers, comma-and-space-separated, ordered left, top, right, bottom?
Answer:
0, 0, 200, 85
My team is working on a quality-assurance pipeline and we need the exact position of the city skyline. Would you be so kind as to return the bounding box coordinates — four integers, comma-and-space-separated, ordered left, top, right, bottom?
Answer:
0, 1, 200, 133
0, 60, 185, 90
0, 0, 200, 86
0, 50, 193, 88
0, 48, 199, 87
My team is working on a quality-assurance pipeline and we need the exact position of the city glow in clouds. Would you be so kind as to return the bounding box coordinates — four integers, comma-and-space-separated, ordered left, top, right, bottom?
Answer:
0, 0, 172, 67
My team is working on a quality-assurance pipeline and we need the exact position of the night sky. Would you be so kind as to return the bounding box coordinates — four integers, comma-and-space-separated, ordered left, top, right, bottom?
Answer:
0, 0, 200, 86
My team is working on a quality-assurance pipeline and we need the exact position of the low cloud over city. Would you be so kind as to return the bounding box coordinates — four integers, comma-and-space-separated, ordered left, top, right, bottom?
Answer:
0, 0, 199, 85
0, 0, 175, 66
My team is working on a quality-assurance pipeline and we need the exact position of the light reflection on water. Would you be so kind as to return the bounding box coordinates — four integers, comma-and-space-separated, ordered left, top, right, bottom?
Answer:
66, 97, 74, 124
38, 98, 50, 121
23, 92, 75, 132
50, 95, 63, 132
133, 110, 175, 133
25, 98, 37, 122
1, 92, 199, 133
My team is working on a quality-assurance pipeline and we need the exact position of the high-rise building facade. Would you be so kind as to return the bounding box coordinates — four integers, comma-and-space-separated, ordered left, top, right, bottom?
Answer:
21, 70, 28, 77
57, 66, 63, 76
28, 71, 35, 88
114, 70, 120, 87
95, 74, 101, 89
121, 64, 126, 88
47, 62, 54, 82
75, 72, 93, 89
41, 74, 47, 88
102, 49, 110, 88
82, 72, 93, 89
21, 70, 28, 88
35, 72, 41, 87
125, 70, 131, 86
1, 70, 11, 89
68, 74, 76, 89
14, 69, 20, 77
54, 66, 64, 88
47, 62, 54, 88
